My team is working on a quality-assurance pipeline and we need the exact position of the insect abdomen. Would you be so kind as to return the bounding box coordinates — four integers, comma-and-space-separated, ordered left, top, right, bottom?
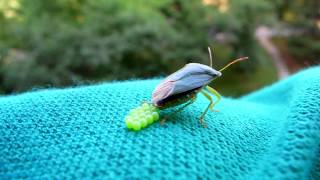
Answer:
154, 88, 200, 109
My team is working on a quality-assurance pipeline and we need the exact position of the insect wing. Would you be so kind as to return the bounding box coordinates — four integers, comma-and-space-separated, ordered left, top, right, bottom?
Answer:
172, 73, 214, 94
152, 64, 216, 105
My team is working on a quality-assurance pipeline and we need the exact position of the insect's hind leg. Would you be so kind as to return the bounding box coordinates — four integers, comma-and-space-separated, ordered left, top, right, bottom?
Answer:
160, 96, 197, 125
205, 86, 221, 112
199, 90, 214, 127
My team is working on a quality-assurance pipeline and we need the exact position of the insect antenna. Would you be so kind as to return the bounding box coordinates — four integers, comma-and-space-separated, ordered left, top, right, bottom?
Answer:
208, 47, 213, 68
219, 57, 249, 72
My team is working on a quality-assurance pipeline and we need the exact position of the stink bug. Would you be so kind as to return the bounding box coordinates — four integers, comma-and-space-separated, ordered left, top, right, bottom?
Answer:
151, 47, 248, 127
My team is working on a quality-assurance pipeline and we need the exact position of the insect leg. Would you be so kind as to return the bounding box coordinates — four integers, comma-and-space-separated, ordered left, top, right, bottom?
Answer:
160, 96, 197, 124
199, 90, 214, 127
205, 86, 221, 111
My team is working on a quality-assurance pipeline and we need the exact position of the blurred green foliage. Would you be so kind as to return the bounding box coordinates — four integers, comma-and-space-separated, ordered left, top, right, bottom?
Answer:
0, 0, 318, 95
272, 0, 320, 69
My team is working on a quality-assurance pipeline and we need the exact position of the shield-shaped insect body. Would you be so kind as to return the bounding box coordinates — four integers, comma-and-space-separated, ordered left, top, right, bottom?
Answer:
152, 63, 221, 107
150, 47, 248, 127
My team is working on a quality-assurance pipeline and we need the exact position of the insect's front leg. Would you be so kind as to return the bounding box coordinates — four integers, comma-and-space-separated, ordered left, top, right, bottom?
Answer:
205, 86, 221, 112
199, 90, 215, 127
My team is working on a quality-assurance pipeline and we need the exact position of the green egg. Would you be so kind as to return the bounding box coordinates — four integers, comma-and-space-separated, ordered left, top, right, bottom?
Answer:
152, 112, 159, 121
129, 109, 139, 115
125, 117, 133, 129
132, 121, 142, 131
137, 109, 145, 115
137, 110, 145, 116
136, 107, 143, 112
132, 117, 140, 122
125, 104, 161, 131
140, 118, 148, 128
151, 106, 160, 113
145, 110, 151, 115
146, 115, 154, 125
142, 103, 149, 109
134, 113, 143, 120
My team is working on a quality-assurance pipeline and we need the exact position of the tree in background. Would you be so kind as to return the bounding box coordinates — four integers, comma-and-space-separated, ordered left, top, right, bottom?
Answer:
271, 0, 320, 69
0, 0, 215, 92
1, 0, 314, 95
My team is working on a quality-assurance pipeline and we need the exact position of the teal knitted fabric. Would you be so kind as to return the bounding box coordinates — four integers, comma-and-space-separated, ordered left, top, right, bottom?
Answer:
1, 67, 319, 179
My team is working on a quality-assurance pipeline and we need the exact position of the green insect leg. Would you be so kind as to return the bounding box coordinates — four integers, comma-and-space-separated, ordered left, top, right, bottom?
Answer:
199, 90, 214, 127
205, 86, 221, 112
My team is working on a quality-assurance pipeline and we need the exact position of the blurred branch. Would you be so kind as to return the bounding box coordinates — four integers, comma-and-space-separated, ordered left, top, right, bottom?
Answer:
255, 26, 292, 79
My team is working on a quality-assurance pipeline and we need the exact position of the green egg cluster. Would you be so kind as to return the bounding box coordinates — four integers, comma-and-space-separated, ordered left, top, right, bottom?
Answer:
125, 103, 160, 131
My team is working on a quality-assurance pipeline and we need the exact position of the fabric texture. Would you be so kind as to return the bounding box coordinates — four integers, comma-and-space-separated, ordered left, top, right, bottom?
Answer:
0, 67, 319, 179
